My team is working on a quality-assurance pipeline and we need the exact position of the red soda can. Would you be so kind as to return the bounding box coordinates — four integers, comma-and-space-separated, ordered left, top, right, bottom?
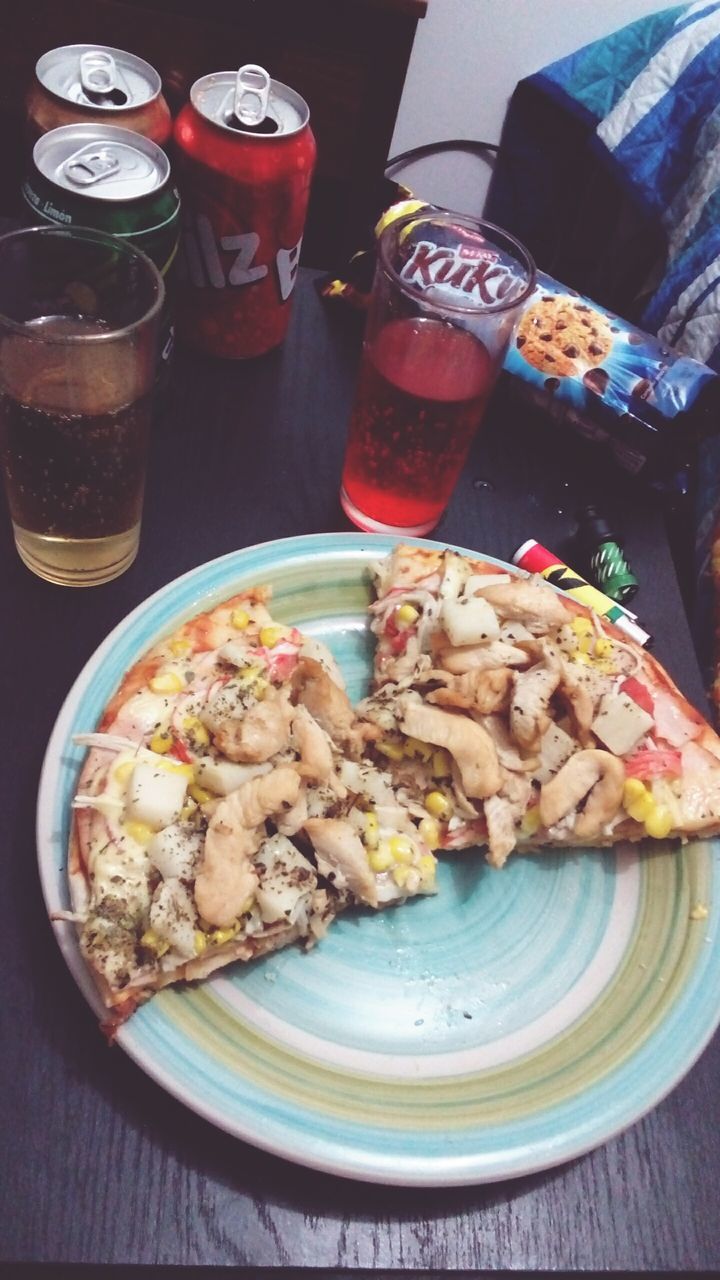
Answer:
173, 64, 316, 358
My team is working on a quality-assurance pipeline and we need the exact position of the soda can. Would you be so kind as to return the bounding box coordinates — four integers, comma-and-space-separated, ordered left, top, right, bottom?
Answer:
173, 64, 316, 358
27, 44, 172, 148
22, 123, 180, 383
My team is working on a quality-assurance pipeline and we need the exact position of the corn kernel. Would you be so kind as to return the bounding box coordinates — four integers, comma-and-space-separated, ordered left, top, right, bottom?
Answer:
183, 715, 210, 748
259, 625, 285, 648
431, 749, 452, 779
644, 805, 673, 839
253, 677, 270, 701
389, 834, 414, 864
521, 806, 542, 836
425, 790, 452, 820
594, 636, 613, 658
392, 865, 410, 888
627, 793, 654, 822
123, 821, 154, 847
231, 608, 250, 630
189, 782, 213, 805
169, 638, 192, 657
406, 736, 433, 762
113, 759, 135, 784
418, 853, 437, 882
140, 929, 169, 957
623, 778, 647, 805
395, 603, 420, 628
364, 810, 379, 849
418, 816, 441, 849
578, 634, 592, 654
149, 670, 185, 694
179, 802, 197, 821
237, 663, 262, 686
369, 843, 394, 873
161, 760, 194, 779
194, 930, 208, 955
210, 924, 239, 946
571, 617, 593, 636
150, 730, 173, 754
377, 739, 405, 761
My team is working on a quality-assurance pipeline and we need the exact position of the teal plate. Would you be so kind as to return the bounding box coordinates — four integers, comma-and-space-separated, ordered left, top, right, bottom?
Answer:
37, 533, 720, 1185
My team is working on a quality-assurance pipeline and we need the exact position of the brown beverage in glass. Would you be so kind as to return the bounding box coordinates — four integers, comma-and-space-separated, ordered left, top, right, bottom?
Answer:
0, 227, 163, 585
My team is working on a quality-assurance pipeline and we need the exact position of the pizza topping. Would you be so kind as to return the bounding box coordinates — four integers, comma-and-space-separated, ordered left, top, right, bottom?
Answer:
399, 699, 502, 800
213, 687, 294, 763
194, 766, 300, 927
619, 676, 654, 715
479, 578, 569, 632
292, 656, 356, 746
433, 637, 530, 675
194, 756, 272, 796
624, 747, 682, 780
509, 646, 563, 749
591, 691, 655, 756
254, 835, 317, 925
539, 749, 625, 839
149, 878, 198, 960
483, 794, 518, 868
303, 817, 379, 906
147, 823, 203, 882
651, 686, 703, 748
534, 722, 577, 784
440, 596, 500, 647
424, 666, 512, 716
125, 760, 191, 831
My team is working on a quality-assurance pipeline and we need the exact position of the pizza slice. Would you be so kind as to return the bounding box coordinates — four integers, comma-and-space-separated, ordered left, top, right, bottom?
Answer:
67, 587, 437, 1028
358, 544, 720, 866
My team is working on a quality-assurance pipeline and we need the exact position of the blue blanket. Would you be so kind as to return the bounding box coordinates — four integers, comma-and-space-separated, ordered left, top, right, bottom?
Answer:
535, 1, 720, 372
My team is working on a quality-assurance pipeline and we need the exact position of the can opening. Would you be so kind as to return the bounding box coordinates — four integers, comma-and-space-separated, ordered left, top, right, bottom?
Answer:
83, 86, 129, 107
225, 112, 279, 134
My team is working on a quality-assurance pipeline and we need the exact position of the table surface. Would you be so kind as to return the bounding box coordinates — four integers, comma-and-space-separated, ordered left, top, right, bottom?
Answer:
2, 268, 719, 1273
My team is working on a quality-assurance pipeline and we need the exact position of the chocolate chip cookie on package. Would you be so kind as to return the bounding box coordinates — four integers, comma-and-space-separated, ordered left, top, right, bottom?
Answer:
515, 294, 614, 378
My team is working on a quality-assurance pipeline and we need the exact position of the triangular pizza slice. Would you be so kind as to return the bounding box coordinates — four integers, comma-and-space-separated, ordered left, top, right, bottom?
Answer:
357, 544, 720, 865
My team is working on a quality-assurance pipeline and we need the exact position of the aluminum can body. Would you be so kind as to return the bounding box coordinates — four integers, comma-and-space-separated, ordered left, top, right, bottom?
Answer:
22, 124, 180, 386
27, 44, 172, 148
173, 69, 316, 358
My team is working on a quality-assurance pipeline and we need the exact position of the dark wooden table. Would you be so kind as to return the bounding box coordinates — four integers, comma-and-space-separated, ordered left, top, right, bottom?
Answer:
2, 269, 719, 1274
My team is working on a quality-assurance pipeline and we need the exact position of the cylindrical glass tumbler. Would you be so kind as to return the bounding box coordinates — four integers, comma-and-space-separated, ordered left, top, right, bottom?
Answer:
340, 207, 535, 535
0, 225, 164, 585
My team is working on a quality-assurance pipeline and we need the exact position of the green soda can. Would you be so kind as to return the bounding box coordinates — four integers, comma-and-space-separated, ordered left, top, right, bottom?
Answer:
21, 122, 180, 387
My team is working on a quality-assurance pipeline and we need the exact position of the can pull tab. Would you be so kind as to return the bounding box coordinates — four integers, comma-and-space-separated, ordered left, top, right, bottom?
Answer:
80, 50, 118, 96
64, 147, 121, 187
234, 64, 270, 127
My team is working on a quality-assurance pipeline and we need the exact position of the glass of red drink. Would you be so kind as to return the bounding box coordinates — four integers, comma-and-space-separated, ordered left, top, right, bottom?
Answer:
340, 207, 535, 535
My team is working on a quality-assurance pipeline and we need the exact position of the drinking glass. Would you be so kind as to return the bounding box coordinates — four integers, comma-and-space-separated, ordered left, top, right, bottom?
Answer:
0, 225, 163, 585
340, 207, 535, 535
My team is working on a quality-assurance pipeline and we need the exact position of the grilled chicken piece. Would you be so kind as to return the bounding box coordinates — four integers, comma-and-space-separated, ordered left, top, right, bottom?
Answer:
292, 656, 356, 745
425, 666, 512, 715
484, 794, 517, 868
399, 699, 501, 800
213, 687, 294, 763
431, 636, 530, 675
291, 704, 338, 784
480, 579, 569, 632
539, 749, 625, 840
194, 766, 301, 926
509, 646, 562, 750
303, 817, 378, 906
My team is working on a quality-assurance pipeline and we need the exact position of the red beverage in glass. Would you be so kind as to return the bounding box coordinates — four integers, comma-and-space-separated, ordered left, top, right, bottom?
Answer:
173, 65, 316, 358
341, 318, 495, 532
339, 207, 535, 535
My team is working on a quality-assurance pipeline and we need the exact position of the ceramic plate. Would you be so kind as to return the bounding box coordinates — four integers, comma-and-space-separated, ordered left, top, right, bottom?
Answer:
37, 533, 720, 1185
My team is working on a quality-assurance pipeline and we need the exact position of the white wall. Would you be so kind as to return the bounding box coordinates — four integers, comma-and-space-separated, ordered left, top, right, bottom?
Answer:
389, 0, 679, 215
